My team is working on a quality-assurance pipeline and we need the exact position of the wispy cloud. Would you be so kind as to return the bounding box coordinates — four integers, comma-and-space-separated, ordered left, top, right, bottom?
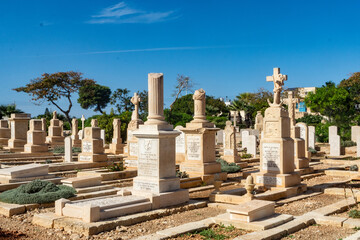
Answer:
87, 1, 177, 24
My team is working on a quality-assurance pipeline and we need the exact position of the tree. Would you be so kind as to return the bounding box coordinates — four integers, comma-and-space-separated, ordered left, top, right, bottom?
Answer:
110, 88, 133, 114
78, 84, 111, 114
0, 104, 23, 119
170, 74, 194, 109
138, 90, 148, 121
13, 71, 95, 124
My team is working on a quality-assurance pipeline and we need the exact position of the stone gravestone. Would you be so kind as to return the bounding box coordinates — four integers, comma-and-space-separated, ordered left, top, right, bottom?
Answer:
329, 126, 338, 143
246, 135, 257, 157
223, 121, 240, 162
108, 119, 125, 154
180, 89, 226, 184
124, 92, 144, 168
46, 111, 64, 146
78, 119, 107, 162
175, 126, 186, 164
293, 126, 313, 174
132, 73, 189, 205
253, 68, 301, 189
71, 118, 81, 148
254, 111, 264, 133
296, 122, 310, 159
81, 115, 86, 139
100, 130, 106, 146
351, 126, 360, 143
241, 130, 250, 150
23, 119, 48, 154
284, 91, 299, 138
41, 118, 47, 132
216, 129, 224, 145
329, 126, 341, 156
7, 113, 31, 152
357, 136, 360, 158
64, 136, 73, 162
308, 126, 316, 149
0, 120, 10, 146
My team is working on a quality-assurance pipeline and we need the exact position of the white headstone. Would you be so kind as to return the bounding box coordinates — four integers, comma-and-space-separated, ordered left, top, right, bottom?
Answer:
101, 129, 105, 145
357, 136, 360, 158
64, 136, 73, 162
216, 129, 224, 145
247, 135, 257, 157
175, 126, 185, 154
308, 126, 315, 149
78, 130, 83, 140
242, 130, 250, 149
329, 126, 338, 143
330, 134, 341, 156
352, 126, 360, 143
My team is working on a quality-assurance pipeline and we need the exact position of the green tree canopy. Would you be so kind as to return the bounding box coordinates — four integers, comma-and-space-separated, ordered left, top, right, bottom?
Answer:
78, 83, 111, 114
0, 104, 23, 119
13, 71, 95, 124
110, 88, 132, 114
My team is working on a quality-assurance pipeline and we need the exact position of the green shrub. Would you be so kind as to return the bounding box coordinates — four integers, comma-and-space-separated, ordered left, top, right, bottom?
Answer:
349, 209, 360, 218
106, 161, 125, 172
176, 170, 189, 178
341, 140, 357, 147
296, 115, 323, 126
350, 165, 359, 171
240, 153, 252, 159
52, 146, 65, 154
199, 228, 226, 240
216, 159, 241, 173
0, 180, 76, 204
308, 148, 317, 154
72, 147, 82, 153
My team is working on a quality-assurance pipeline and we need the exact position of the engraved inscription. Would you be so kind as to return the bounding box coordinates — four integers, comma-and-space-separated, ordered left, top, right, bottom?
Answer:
138, 139, 158, 177
129, 142, 138, 157
187, 135, 201, 160
299, 125, 306, 140
262, 143, 280, 171
79, 155, 91, 161
256, 175, 282, 186
176, 132, 185, 153
82, 141, 92, 153
265, 122, 279, 138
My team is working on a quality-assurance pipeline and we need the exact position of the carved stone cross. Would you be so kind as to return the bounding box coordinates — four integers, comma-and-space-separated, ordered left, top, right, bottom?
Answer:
131, 92, 141, 121
266, 68, 288, 105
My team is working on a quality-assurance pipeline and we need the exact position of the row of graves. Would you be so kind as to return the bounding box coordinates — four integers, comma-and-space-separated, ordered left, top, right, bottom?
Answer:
0, 70, 360, 239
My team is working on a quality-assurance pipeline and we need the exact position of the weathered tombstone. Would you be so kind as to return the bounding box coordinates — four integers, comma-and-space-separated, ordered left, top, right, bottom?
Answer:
284, 91, 299, 137
223, 121, 240, 162
0, 120, 10, 146
46, 111, 64, 146
71, 118, 81, 148
0, 164, 51, 183
108, 119, 125, 154
7, 113, 31, 152
352, 126, 360, 143
216, 129, 224, 145
254, 68, 301, 189
78, 119, 107, 162
296, 122, 310, 159
175, 126, 186, 164
41, 118, 47, 132
81, 115, 86, 139
308, 126, 315, 149
124, 92, 144, 168
254, 111, 264, 133
241, 130, 250, 150
330, 134, 341, 156
247, 135, 257, 157
23, 119, 48, 154
180, 89, 226, 183
78, 130, 83, 140
132, 73, 189, 204
64, 136, 73, 162
100, 129, 106, 146
293, 126, 312, 174
329, 126, 338, 143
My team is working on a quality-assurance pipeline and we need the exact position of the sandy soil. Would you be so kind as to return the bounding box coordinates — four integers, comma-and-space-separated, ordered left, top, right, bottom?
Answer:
303, 175, 349, 187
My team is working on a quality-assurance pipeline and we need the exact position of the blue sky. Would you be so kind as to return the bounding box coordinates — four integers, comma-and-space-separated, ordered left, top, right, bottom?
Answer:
1, 0, 359, 117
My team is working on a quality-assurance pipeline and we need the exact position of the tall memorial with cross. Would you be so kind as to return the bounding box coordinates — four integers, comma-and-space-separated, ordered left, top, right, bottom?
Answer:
253, 68, 304, 193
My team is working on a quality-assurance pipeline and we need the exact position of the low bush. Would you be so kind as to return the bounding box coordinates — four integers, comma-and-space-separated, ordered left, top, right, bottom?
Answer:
350, 165, 359, 171
216, 158, 241, 173
176, 170, 189, 178
308, 148, 317, 154
0, 180, 76, 204
341, 140, 357, 147
240, 153, 252, 159
52, 146, 83, 154
349, 209, 360, 218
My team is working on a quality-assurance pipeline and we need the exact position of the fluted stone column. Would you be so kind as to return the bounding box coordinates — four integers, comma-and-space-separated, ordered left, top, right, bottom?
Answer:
146, 73, 166, 125
193, 89, 207, 123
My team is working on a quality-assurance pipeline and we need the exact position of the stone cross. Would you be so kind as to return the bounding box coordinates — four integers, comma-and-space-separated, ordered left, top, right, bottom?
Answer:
193, 89, 206, 122
131, 93, 141, 121
91, 119, 98, 128
146, 73, 167, 125
53, 111, 57, 120
266, 68, 288, 105
284, 91, 299, 127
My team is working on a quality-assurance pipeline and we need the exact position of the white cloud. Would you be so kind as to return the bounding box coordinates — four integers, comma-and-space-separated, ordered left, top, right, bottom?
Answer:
87, 1, 177, 24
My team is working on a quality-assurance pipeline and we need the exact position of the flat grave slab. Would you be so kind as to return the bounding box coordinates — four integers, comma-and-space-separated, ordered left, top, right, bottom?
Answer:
61, 176, 102, 188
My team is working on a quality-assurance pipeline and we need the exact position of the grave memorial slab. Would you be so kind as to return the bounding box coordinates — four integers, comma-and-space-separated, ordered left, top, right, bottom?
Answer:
293, 126, 313, 174
296, 122, 310, 159
254, 111, 264, 133
107, 119, 125, 154
64, 136, 73, 162
329, 126, 341, 156
223, 121, 240, 162
308, 126, 316, 149
71, 118, 81, 148
0, 120, 10, 146
253, 68, 301, 188
6, 113, 31, 152
180, 88, 226, 183
46, 111, 64, 146
124, 92, 144, 168
0, 164, 54, 183
23, 119, 49, 154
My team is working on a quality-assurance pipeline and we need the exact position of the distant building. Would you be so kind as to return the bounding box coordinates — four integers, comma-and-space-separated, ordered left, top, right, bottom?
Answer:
288, 87, 316, 118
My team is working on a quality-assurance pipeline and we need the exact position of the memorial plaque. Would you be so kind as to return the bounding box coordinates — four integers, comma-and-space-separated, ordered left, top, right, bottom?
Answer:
79, 155, 91, 161
82, 141, 92, 153
129, 142, 138, 156
299, 125, 306, 140
138, 139, 159, 177
134, 181, 158, 192
262, 143, 280, 171
187, 135, 201, 160
256, 175, 282, 186
224, 149, 234, 156
176, 132, 185, 153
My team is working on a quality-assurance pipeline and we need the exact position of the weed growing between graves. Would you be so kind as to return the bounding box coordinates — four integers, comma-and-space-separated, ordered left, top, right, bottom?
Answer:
308, 147, 317, 154
106, 161, 125, 172
176, 170, 189, 178
178, 224, 249, 240
0, 179, 76, 204
52, 146, 82, 154
350, 165, 359, 171
349, 209, 360, 218
216, 159, 241, 173
240, 153, 252, 159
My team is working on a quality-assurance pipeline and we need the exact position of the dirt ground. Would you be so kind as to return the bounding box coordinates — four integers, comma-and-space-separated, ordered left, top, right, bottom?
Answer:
189, 184, 242, 200
281, 224, 357, 240
170, 224, 252, 240
302, 175, 349, 187
275, 194, 346, 216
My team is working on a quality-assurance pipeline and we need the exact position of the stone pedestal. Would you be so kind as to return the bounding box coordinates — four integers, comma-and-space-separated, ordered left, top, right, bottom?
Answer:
23, 119, 48, 154
0, 120, 10, 146
71, 118, 81, 148
46, 111, 64, 146
78, 125, 107, 162
296, 122, 310, 159
180, 89, 226, 184
108, 119, 125, 154
6, 113, 31, 152
253, 68, 301, 189
223, 121, 240, 162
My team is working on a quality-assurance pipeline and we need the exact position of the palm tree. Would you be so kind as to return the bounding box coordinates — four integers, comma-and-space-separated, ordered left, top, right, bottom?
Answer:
229, 94, 255, 128
0, 104, 23, 119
